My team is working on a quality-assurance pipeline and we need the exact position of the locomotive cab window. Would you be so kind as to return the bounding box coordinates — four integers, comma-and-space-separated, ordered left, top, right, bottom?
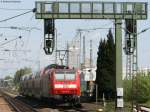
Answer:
55, 72, 76, 80
55, 73, 64, 80
65, 73, 75, 80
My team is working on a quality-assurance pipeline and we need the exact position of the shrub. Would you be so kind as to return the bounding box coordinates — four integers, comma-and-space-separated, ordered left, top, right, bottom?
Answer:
124, 75, 150, 103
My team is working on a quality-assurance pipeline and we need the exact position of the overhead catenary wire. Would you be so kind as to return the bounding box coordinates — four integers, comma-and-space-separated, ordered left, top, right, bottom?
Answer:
0, 8, 36, 23
0, 49, 31, 52
0, 0, 21, 3
0, 36, 22, 47
78, 26, 150, 36
0, 26, 41, 31
0, 8, 32, 11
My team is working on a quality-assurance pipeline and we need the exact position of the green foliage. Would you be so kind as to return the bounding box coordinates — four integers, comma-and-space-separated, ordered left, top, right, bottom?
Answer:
4, 75, 13, 80
14, 67, 32, 86
104, 102, 131, 112
96, 29, 116, 99
124, 79, 132, 101
104, 102, 115, 112
124, 76, 150, 103
136, 76, 150, 103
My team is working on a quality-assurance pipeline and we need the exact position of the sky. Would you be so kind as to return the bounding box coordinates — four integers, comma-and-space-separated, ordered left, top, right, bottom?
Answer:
0, 0, 149, 78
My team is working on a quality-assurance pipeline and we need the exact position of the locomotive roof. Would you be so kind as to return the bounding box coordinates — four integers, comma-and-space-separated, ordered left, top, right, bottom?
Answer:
45, 64, 69, 70
55, 69, 76, 72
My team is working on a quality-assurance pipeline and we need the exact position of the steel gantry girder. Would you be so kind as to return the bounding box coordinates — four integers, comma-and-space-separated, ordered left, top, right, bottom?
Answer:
35, 1, 147, 20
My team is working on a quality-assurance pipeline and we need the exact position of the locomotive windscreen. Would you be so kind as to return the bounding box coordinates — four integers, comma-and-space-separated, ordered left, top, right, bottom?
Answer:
55, 72, 75, 80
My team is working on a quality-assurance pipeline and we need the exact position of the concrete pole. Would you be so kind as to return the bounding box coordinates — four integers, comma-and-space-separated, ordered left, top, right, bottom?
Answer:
83, 36, 86, 68
55, 29, 57, 64
115, 19, 124, 112
79, 30, 82, 69
66, 42, 69, 67
90, 40, 93, 68
96, 84, 98, 104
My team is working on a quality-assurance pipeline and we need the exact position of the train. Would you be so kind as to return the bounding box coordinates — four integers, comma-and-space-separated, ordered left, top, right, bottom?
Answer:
19, 64, 81, 105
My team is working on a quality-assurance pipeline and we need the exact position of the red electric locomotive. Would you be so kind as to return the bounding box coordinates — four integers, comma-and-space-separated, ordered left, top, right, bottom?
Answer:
20, 64, 81, 105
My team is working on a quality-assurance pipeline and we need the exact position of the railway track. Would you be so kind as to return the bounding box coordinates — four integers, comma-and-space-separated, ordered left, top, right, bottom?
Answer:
134, 105, 150, 112
2, 89, 150, 112
0, 89, 101, 112
14, 95, 99, 112
0, 90, 38, 112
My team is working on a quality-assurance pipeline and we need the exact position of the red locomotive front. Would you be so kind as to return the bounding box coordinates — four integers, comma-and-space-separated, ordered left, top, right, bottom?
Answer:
50, 69, 80, 95
49, 69, 81, 105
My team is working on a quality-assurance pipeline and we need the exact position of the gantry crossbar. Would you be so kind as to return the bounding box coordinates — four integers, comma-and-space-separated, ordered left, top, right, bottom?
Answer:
35, 1, 147, 20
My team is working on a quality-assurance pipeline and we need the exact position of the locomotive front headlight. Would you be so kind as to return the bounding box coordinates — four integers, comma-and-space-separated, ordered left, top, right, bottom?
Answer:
54, 84, 63, 88
68, 84, 77, 88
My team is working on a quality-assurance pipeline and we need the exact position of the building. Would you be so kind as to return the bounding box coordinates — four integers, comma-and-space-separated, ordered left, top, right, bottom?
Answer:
68, 41, 80, 68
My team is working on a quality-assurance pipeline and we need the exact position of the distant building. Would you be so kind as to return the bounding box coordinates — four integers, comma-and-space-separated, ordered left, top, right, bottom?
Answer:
138, 67, 150, 76
81, 67, 96, 81
68, 42, 80, 69
84, 58, 91, 68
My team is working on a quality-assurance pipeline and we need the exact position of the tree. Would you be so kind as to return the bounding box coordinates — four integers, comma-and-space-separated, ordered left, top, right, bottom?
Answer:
96, 29, 116, 99
124, 76, 150, 103
4, 75, 13, 80
14, 67, 32, 86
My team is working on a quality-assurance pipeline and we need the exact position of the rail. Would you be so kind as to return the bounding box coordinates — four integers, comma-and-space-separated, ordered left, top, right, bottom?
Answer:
134, 105, 150, 112
1, 90, 38, 112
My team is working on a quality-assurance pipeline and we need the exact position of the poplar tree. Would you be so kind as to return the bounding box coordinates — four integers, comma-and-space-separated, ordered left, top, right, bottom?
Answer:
96, 29, 116, 99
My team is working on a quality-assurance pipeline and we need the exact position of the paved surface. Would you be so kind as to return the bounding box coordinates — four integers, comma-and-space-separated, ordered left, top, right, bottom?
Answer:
0, 95, 14, 112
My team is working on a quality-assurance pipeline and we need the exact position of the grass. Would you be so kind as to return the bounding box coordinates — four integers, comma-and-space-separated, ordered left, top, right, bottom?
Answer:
103, 101, 150, 112
145, 100, 150, 107
103, 101, 132, 112
143, 100, 150, 107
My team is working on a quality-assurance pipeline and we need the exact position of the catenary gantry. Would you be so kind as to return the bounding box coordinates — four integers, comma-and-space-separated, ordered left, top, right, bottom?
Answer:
35, 1, 147, 19
35, 1, 148, 112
